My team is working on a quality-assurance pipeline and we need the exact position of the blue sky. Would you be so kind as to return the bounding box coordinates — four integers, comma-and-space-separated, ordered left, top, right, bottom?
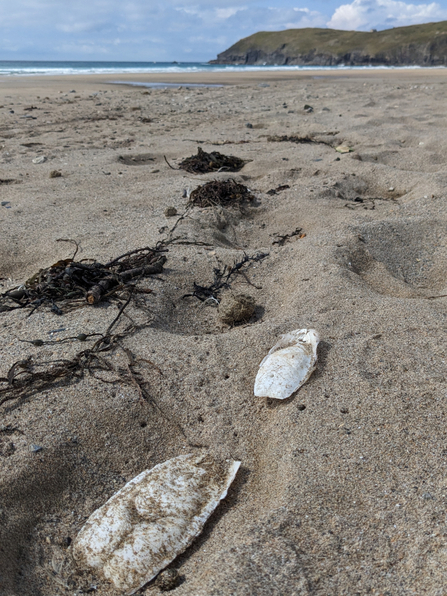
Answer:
1, 0, 446, 62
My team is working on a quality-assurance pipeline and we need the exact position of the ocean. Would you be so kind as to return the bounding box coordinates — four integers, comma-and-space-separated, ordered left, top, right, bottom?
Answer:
0, 60, 435, 77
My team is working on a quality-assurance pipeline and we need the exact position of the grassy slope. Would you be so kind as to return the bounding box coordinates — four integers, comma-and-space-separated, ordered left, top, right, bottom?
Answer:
218, 21, 447, 58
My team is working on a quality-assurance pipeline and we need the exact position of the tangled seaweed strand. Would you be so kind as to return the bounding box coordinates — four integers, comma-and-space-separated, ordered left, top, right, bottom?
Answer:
184, 252, 268, 302
0, 246, 166, 314
188, 179, 255, 209
0, 294, 201, 449
178, 147, 246, 174
267, 134, 333, 147
0, 294, 152, 407
272, 227, 305, 246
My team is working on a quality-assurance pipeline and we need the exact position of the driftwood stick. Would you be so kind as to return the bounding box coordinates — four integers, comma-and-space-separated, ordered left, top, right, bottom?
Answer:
86, 257, 167, 304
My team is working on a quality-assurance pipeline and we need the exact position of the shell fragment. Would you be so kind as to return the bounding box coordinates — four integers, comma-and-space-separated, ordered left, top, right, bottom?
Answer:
73, 453, 240, 595
254, 328, 320, 399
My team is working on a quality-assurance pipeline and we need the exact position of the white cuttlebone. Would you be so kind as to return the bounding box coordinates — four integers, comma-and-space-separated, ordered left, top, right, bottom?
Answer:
254, 328, 320, 399
73, 453, 240, 595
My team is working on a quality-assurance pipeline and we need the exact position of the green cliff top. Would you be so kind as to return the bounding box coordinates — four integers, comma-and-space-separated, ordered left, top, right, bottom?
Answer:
217, 21, 447, 58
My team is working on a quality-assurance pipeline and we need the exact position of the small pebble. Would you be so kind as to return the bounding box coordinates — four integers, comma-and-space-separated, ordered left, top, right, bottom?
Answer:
245, 122, 253, 128
164, 207, 178, 217
154, 569, 180, 591
49, 170, 62, 178
32, 156, 47, 164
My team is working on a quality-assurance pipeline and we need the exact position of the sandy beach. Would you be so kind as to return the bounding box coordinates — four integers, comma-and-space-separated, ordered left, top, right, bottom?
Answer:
1, 68, 447, 595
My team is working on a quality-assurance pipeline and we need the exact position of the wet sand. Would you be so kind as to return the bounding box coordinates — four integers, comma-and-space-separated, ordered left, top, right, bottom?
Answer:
0, 68, 447, 596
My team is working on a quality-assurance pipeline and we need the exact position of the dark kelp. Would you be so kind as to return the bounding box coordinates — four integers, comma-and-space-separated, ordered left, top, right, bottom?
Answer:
183, 252, 268, 302
179, 147, 246, 174
188, 179, 255, 208
0, 293, 135, 406
271, 227, 305, 246
266, 184, 290, 195
267, 134, 333, 147
0, 294, 200, 449
0, 246, 166, 314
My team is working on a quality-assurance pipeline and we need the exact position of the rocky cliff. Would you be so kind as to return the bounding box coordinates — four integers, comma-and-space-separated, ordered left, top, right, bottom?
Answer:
211, 21, 447, 66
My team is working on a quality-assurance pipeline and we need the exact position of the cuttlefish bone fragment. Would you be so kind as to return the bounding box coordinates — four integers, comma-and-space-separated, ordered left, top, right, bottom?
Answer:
73, 453, 240, 595
254, 328, 319, 399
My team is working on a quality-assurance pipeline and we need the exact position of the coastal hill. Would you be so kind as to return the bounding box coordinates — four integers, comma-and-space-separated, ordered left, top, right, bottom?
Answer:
211, 20, 447, 66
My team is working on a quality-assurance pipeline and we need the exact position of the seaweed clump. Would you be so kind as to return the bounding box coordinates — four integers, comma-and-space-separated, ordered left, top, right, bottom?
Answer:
188, 179, 255, 208
0, 244, 166, 314
179, 147, 246, 174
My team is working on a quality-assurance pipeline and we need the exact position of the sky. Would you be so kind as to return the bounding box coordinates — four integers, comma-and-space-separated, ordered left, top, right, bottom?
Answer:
0, 0, 447, 62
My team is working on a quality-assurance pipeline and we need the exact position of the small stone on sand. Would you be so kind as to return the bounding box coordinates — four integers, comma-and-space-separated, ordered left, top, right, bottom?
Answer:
164, 207, 178, 217
218, 292, 255, 325
155, 569, 180, 591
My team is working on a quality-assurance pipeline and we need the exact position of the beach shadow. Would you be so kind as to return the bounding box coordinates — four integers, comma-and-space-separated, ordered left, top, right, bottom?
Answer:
169, 464, 251, 565
314, 339, 332, 376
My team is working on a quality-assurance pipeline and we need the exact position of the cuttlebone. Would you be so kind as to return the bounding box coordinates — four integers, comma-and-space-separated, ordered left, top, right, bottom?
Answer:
73, 452, 241, 595
254, 328, 320, 399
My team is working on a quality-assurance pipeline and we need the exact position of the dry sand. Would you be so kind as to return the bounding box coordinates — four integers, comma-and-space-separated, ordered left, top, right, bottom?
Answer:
0, 68, 446, 595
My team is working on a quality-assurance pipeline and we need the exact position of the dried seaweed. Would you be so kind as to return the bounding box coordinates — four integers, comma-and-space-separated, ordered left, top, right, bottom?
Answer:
268, 134, 314, 144
0, 245, 166, 314
0, 295, 200, 449
0, 294, 132, 406
188, 179, 255, 208
184, 252, 268, 302
0, 292, 163, 408
178, 147, 246, 174
272, 228, 305, 246
267, 184, 290, 195
267, 134, 332, 147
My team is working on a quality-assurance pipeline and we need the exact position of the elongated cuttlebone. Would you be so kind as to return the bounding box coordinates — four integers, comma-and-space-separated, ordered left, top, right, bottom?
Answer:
73, 453, 240, 595
254, 328, 320, 399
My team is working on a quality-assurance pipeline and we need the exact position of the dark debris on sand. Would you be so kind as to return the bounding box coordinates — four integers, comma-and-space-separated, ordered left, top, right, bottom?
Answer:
188, 179, 255, 208
184, 252, 268, 302
267, 134, 333, 148
267, 134, 315, 144
179, 147, 246, 174
0, 244, 166, 314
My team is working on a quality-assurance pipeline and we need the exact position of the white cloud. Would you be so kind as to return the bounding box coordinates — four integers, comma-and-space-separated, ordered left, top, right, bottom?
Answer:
328, 0, 447, 30
215, 7, 245, 19
57, 21, 105, 33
